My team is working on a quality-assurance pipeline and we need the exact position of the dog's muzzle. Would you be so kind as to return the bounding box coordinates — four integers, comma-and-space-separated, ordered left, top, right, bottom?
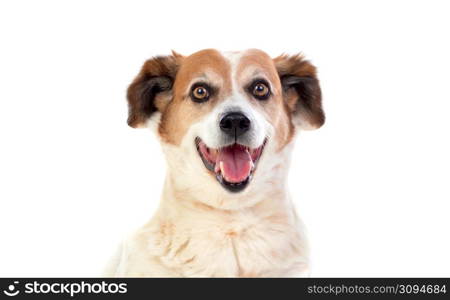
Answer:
195, 111, 266, 193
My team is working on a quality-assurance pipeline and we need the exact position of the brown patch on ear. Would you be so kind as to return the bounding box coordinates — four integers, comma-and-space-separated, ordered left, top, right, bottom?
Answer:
127, 55, 182, 128
274, 54, 325, 129
171, 49, 184, 59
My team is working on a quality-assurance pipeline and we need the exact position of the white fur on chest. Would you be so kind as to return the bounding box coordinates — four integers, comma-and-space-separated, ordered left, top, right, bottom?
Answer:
112, 203, 309, 277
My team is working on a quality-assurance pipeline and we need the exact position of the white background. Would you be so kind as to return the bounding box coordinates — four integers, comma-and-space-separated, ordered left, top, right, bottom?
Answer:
1, 0, 449, 277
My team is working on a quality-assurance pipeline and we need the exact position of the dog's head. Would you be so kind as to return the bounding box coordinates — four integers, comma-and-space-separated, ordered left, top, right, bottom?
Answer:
127, 49, 324, 209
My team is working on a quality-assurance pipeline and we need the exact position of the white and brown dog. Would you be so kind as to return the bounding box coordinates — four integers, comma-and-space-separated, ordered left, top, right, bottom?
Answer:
104, 49, 325, 277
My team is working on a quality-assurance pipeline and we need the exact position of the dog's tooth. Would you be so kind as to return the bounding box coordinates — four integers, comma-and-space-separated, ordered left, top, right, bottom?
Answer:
215, 161, 222, 173
219, 161, 225, 174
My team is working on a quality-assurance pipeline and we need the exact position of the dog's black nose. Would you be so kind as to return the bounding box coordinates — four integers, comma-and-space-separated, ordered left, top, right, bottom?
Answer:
219, 112, 251, 137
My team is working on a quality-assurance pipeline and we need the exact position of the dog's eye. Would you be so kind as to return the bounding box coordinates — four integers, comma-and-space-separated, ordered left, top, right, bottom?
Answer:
251, 82, 270, 100
191, 85, 210, 102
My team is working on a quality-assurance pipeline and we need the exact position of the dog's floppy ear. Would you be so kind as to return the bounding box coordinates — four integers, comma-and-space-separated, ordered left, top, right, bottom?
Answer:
274, 54, 325, 130
127, 52, 182, 128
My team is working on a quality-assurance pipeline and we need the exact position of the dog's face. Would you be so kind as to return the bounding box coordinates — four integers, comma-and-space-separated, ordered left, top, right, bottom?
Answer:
127, 49, 324, 209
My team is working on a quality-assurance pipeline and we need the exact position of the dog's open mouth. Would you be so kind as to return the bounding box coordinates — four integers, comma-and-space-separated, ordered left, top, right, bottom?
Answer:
195, 137, 266, 193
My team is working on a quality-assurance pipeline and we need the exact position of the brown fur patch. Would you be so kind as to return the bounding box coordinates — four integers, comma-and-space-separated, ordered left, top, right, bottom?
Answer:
158, 49, 232, 144
273, 54, 325, 129
235, 50, 294, 150
127, 55, 180, 128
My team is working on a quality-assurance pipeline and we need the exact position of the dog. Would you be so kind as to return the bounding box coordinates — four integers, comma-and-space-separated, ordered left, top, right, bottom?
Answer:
104, 49, 325, 277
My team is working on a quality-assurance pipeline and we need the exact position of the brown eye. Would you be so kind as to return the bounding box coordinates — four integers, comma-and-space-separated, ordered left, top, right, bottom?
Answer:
252, 82, 270, 100
191, 85, 210, 102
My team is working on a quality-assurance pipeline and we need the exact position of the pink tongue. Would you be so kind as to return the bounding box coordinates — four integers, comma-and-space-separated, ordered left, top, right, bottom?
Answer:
216, 145, 252, 183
